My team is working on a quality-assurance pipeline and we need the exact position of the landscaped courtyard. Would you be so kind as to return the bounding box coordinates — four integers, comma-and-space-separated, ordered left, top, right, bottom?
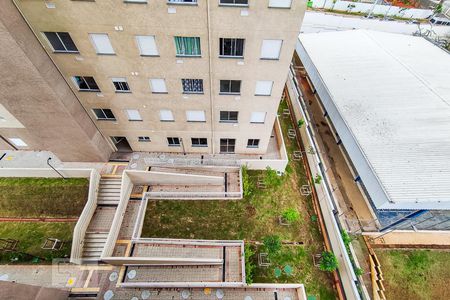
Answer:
142, 100, 336, 299
375, 249, 450, 300
0, 177, 87, 263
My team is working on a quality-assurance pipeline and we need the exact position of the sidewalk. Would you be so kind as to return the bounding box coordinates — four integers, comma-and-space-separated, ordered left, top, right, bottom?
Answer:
365, 230, 450, 248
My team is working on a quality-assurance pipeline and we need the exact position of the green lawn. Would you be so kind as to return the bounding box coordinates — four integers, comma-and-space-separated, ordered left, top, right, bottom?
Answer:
375, 249, 450, 300
141, 100, 336, 299
0, 222, 74, 263
0, 177, 89, 218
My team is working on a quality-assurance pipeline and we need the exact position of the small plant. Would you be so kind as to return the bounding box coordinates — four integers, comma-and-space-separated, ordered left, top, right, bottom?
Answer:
314, 174, 322, 184
355, 267, 364, 276
297, 119, 305, 128
341, 230, 352, 247
263, 235, 282, 255
264, 167, 283, 188
282, 208, 300, 223
244, 243, 256, 284
319, 251, 339, 272
242, 166, 254, 198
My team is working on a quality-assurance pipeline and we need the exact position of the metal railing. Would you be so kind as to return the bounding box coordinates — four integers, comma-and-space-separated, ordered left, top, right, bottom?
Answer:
70, 169, 100, 264
144, 156, 240, 167
145, 191, 242, 200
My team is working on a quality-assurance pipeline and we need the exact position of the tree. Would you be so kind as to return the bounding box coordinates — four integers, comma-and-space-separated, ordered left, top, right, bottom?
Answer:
263, 235, 282, 255
319, 251, 339, 272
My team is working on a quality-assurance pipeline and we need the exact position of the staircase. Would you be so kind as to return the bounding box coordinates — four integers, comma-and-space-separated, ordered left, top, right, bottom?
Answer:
81, 177, 122, 261
82, 232, 109, 259
97, 177, 121, 205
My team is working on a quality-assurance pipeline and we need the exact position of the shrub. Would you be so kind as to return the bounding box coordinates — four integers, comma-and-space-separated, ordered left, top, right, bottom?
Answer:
297, 119, 305, 128
282, 208, 300, 223
242, 166, 254, 198
319, 251, 339, 272
244, 243, 256, 284
264, 167, 283, 188
314, 174, 322, 184
263, 235, 282, 255
355, 267, 364, 276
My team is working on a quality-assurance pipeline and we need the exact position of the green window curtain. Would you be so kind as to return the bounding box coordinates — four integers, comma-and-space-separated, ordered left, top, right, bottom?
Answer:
174, 37, 201, 56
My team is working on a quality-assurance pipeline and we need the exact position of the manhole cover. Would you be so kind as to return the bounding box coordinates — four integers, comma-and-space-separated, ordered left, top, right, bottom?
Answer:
141, 290, 151, 299
216, 289, 224, 299
127, 269, 136, 279
104, 290, 114, 300
108, 272, 118, 282
181, 290, 191, 299
130, 163, 137, 169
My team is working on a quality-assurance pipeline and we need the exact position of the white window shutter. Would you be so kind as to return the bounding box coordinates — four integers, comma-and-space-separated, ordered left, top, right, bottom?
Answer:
255, 81, 273, 96
260, 39, 282, 59
250, 112, 266, 123
269, 0, 292, 8
89, 34, 115, 54
9, 138, 27, 147
150, 79, 167, 93
136, 35, 158, 56
186, 110, 206, 122
126, 109, 142, 121
160, 110, 174, 121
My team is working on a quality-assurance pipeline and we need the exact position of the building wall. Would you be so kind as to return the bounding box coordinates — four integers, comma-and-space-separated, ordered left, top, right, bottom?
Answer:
13, 0, 305, 154
0, 1, 112, 162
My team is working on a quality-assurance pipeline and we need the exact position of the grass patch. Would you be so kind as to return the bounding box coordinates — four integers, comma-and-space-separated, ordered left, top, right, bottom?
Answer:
0, 222, 74, 263
375, 249, 450, 300
141, 100, 336, 298
0, 177, 88, 218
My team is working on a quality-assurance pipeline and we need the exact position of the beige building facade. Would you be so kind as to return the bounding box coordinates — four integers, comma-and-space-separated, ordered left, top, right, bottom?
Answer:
7, 0, 304, 156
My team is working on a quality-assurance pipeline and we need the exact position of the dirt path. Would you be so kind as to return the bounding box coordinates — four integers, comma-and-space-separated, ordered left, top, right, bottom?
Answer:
0, 217, 78, 222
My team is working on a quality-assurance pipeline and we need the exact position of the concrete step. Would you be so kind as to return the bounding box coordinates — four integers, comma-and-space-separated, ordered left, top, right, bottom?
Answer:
86, 232, 109, 237
98, 192, 120, 197
97, 200, 120, 205
100, 179, 121, 184
83, 242, 106, 248
98, 187, 121, 192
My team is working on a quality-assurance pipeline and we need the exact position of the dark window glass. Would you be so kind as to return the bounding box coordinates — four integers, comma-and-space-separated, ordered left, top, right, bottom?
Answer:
247, 139, 260, 148
220, 80, 241, 94
44, 32, 78, 52
113, 80, 130, 92
167, 137, 180, 146
220, 0, 248, 4
220, 138, 236, 153
220, 38, 244, 57
191, 138, 207, 147
84, 77, 99, 90
93, 109, 115, 120
182, 79, 203, 93
220, 111, 238, 122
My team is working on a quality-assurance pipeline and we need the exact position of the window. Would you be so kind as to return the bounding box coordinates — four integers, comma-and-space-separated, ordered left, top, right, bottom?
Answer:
138, 136, 151, 142
219, 38, 244, 57
247, 139, 260, 148
112, 78, 130, 92
73, 76, 100, 91
255, 80, 273, 96
160, 110, 174, 121
168, 0, 197, 3
268, 0, 292, 8
220, 138, 236, 153
43, 32, 78, 53
93, 108, 116, 121
125, 0, 147, 3
219, 0, 248, 6
89, 33, 115, 55
167, 137, 181, 146
220, 80, 241, 94
9, 138, 27, 147
186, 110, 206, 122
260, 39, 282, 60
220, 111, 238, 123
250, 112, 266, 124
125, 109, 142, 121
150, 79, 168, 93
191, 138, 208, 147
182, 79, 203, 94
136, 35, 158, 56
174, 36, 201, 57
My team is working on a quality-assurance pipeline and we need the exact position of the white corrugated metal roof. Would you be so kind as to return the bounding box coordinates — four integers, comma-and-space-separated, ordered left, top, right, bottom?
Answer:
299, 30, 450, 209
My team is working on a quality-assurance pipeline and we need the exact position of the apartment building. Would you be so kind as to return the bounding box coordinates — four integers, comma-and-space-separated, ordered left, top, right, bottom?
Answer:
7, 0, 304, 157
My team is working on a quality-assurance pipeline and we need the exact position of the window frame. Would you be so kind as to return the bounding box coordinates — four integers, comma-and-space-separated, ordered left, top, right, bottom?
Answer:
219, 38, 245, 58
219, 80, 241, 95
92, 108, 116, 121
135, 35, 159, 57
255, 80, 273, 96
149, 78, 168, 94
72, 76, 100, 92
43, 32, 79, 53
219, 0, 249, 7
167, 0, 198, 4
268, 0, 293, 9
220, 138, 236, 154
174, 36, 201, 57
182, 79, 204, 94
167, 137, 181, 147
186, 110, 206, 122
247, 139, 260, 148
89, 33, 115, 55
260, 39, 283, 60
125, 109, 142, 121
191, 137, 208, 147
219, 111, 239, 123
9, 138, 28, 147
138, 136, 151, 142
112, 77, 131, 93
160, 109, 175, 122
250, 112, 267, 124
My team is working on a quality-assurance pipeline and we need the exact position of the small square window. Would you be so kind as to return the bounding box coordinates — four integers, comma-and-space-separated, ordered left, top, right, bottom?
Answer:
138, 136, 151, 142
191, 138, 208, 147
174, 36, 201, 56
182, 79, 203, 94
268, 0, 292, 8
112, 77, 130, 92
150, 79, 168, 93
125, 109, 142, 121
219, 0, 249, 6
220, 111, 238, 123
219, 38, 245, 57
219, 80, 241, 95
89, 33, 115, 55
9, 138, 28, 147
250, 112, 266, 124
136, 35, 159, 56
167, 137, 181, 146
247, 139, 260, 148
186, 110, 206, 122
160, 110, 175, 122
43, 32, 78, 53
260, 39, 282, 60
255, 80, 273, 96
93, 108, 116, 121
73, 76, 100, 91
